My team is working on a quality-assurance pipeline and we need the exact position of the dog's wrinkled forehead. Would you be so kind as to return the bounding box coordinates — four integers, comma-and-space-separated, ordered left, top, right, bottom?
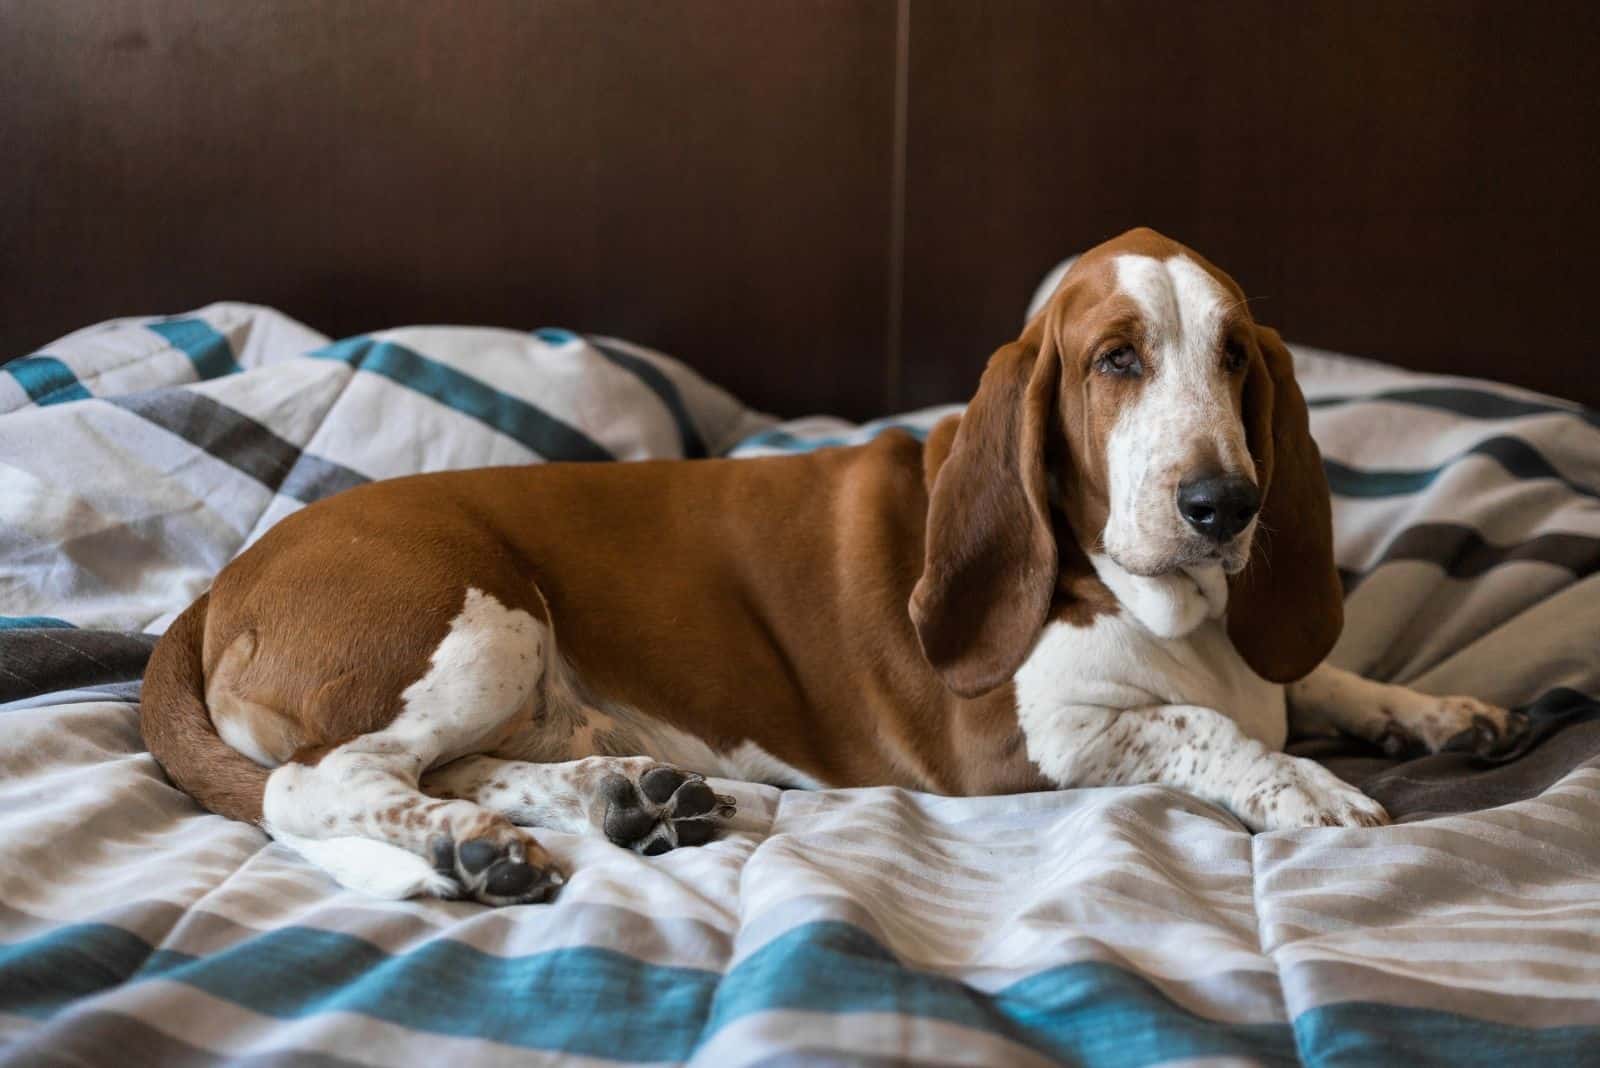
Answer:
1044, 228, 1247, 341
1111, 253, 1231, 351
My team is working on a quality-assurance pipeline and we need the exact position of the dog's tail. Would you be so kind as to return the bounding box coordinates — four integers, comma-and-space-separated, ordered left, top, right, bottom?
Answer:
140, 594, 269, 825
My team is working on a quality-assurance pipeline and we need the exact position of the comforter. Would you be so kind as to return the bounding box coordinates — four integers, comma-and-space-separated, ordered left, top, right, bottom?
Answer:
2, 304, 1596, 1066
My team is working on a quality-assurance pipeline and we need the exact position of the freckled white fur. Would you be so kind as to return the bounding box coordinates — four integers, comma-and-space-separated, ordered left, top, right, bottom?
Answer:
1102, 254, 1256, 575
1013, 554, 1388, 829
261, 587, 545, 892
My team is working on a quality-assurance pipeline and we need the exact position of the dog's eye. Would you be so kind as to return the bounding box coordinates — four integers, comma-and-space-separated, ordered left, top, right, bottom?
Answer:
1223, 342, 1248, 374
1097, 346, 1142, 377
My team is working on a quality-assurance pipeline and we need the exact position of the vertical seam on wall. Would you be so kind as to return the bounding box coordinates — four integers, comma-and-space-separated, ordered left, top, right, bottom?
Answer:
884, 0, 911, 412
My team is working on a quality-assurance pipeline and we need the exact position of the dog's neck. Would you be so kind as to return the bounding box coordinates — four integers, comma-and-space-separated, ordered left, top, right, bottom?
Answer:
1088, 553, 1228, 640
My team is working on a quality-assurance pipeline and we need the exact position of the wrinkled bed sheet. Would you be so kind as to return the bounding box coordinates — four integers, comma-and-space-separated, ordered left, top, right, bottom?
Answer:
2, 304, 1597, 1066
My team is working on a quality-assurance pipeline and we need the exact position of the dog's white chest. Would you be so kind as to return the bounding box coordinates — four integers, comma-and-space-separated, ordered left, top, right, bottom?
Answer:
1013, 560, 1288, 772
1016, 615, 1285, 747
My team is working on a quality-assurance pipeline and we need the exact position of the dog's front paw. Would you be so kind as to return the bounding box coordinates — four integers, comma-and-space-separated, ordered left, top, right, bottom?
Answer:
1232, 753, 1389, 831
1378, 691, 1529, 758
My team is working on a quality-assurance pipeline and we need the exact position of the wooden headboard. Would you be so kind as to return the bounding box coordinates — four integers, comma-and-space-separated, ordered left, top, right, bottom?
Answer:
5, 1, 1598, 417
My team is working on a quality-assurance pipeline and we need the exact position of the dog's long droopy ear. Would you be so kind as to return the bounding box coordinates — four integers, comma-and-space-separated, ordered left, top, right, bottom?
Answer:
911, 342, 1059, 698
1227, 326, 1343, 682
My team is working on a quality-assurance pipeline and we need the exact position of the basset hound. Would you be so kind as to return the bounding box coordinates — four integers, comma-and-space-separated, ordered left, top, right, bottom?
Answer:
140, 228, 1525, 904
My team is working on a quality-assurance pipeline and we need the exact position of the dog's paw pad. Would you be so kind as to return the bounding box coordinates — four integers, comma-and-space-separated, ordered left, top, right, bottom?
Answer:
429, 833, 562, 906
670, 779, 717, 817
601, 765, 737, 855
640, 766, 689, 804
601, 774, 659, 843
674, 817, 719, 847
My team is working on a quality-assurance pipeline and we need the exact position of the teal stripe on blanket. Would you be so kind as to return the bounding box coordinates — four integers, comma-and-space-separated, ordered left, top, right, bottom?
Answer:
4, 918, 1595, 1063
1, 921, 718, 1059
147, 318, 241, 380
709, 920, 1299, 1066
0, 616, 73, 630
5, 355, 91, 406
584, 337, 709, 459
0, 922, 156, 1019
312, 336, 613, 462
537, 326, 707, 457
1295, 999, 1600, 1066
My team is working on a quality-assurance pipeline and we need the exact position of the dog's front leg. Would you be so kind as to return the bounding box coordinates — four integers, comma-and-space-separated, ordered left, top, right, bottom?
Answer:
1288, 664, 1528, 758
1024, 703, 1389, 831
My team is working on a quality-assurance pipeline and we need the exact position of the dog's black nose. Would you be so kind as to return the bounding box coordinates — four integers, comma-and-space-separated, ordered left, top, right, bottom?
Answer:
1177, 476, 1260, 543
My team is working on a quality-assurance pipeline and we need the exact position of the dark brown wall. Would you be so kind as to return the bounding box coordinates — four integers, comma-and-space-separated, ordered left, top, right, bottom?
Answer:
0, 0, 898, 418
899, 0, 1600, 409
4, 1, 1598, 417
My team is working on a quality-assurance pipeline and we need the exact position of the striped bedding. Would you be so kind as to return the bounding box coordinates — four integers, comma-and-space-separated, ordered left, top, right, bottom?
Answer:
2, 303, 1597, 1066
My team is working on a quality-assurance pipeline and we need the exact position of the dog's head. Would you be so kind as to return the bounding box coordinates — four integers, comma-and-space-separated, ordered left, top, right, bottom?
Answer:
911, 227, 1341, 697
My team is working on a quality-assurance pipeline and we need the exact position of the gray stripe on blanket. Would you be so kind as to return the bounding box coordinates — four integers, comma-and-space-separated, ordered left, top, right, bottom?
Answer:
110, 389, 365, 503
1357, 522, 1600, 585
0, 682, 145, 712
0, 629, 157, 704
2, 1010, 371, 1068
277, 453, 368, 503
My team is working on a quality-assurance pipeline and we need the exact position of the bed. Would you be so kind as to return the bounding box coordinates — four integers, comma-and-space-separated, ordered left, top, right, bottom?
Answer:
2, 299, 1597, 1065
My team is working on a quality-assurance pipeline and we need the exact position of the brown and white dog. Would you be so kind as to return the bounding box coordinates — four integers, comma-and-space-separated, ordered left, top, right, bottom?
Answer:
140, 228, 1525, 905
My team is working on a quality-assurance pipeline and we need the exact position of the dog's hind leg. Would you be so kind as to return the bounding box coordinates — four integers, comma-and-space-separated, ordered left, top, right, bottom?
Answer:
262, 588, 563, 905
425, 755, 738, 856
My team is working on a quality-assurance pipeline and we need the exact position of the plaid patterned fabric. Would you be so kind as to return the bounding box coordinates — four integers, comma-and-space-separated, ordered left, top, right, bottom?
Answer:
2, 304, 1597, 1066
